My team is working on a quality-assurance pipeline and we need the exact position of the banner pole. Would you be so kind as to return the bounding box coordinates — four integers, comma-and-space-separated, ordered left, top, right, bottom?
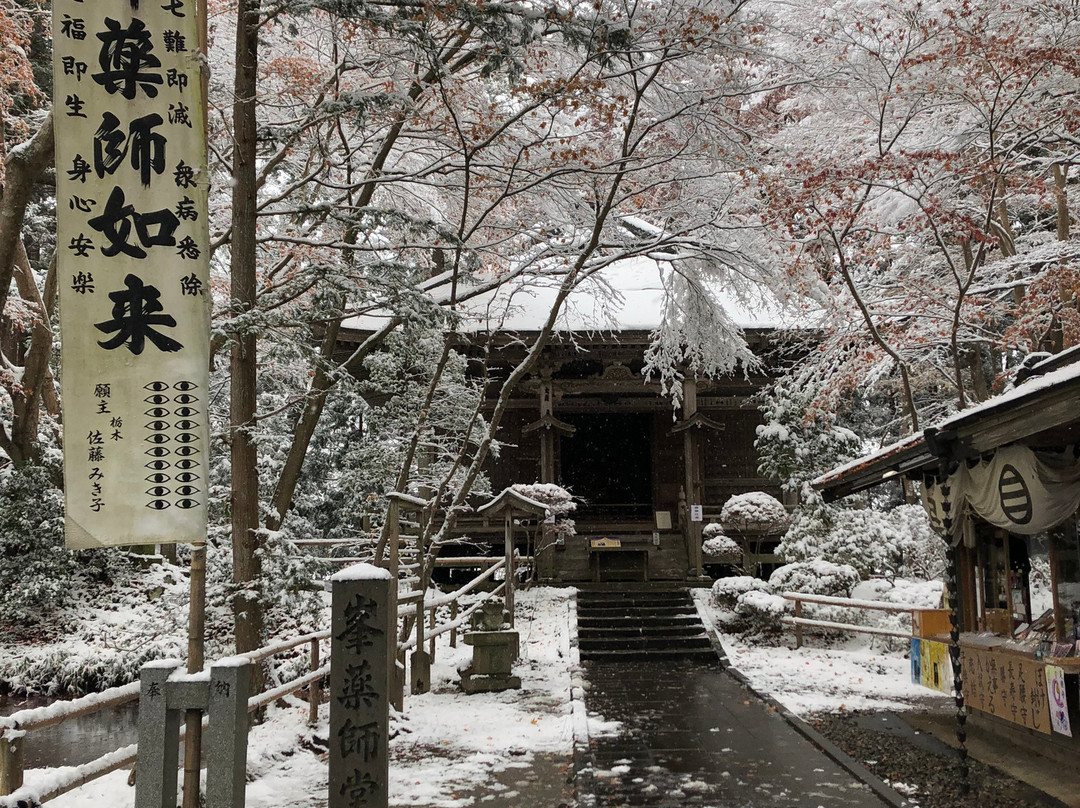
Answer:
182, 4, 210, 805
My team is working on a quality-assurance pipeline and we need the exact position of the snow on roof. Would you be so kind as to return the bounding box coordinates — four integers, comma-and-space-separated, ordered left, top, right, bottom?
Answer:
811, 432, 927, 489
344, 256, 784, 335
936, 348, 1080, 433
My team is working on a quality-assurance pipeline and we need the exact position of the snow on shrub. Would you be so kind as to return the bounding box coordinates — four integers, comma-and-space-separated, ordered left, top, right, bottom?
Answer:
734, 590, 790, 635
779, 505, 889, 578
510, 483, 576, 516
702, 533, 741, 558
711, 575, 770, 610
702, 523, 726, 540
769, 559, 859, 598
890, 505, 946, 579
720, 492, 789, 534
511, 483, 577, 539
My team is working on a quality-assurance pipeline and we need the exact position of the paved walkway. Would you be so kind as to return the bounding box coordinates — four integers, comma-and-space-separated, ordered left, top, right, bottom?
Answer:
577, 659, 890, 808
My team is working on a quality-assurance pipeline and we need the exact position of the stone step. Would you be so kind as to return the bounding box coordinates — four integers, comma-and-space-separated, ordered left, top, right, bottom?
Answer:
577, 614, 701, 628
577, 606, 696, 620
579, 623, 704, 637
580, 646, 718, 661
577, 590, 690, 603
578, 634, 713, 651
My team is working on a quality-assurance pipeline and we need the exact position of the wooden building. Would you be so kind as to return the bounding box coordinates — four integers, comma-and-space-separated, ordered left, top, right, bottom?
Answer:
815, 346, 1080, 756
341, 259, 786, 583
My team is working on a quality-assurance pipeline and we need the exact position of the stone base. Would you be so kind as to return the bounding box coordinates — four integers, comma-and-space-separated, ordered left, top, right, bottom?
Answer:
460, 669, 522, 694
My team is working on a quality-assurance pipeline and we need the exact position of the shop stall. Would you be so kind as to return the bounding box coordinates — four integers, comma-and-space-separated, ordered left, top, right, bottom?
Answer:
815, 347, 1080, 754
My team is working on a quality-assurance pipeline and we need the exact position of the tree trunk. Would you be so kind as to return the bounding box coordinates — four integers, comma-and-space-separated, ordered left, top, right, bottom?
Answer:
230, 0, 265, 672
0, 113, 53, 325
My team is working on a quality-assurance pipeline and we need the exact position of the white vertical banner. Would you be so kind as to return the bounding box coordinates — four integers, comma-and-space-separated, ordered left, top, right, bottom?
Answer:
54, 0, 209, 548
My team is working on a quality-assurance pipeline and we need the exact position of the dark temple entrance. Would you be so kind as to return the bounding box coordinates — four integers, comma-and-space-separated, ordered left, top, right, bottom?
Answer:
560, 412, 653, 522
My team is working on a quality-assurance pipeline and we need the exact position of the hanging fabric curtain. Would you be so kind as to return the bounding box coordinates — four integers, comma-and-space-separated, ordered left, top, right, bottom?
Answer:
923, 445, 1080, 541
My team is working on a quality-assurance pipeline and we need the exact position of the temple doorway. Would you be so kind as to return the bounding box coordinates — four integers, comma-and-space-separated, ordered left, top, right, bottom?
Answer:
560, 412, 653, 521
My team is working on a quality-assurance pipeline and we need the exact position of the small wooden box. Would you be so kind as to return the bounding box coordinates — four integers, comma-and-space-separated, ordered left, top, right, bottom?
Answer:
913, 608, 952, 638
983, 608, 1011, 636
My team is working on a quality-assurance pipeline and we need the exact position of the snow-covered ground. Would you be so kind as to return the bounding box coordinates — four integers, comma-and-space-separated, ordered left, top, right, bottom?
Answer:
12, 578, 965, 807
693, 581, 952, 717
28, 587, 583, 808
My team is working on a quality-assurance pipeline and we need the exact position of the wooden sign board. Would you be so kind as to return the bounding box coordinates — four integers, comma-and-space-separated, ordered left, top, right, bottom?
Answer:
961, 645, 1051, 734
590, 537, 622, 549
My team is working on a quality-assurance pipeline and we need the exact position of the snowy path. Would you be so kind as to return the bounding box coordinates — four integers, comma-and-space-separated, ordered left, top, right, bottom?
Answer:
577, 658, 887, 807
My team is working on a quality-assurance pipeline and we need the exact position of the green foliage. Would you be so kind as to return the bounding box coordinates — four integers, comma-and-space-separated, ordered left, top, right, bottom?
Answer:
0, 462, 75, 623
755, 374, 864, 500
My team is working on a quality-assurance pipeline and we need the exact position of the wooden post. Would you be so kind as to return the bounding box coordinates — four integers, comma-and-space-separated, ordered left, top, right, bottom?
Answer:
539, 374, 555, 484
385, 497, 403, 711
1050, 527, 1066, 642
411, 599, 430, 694
428, 607, 436, 659
308, 638, 321, 726
794, 600, 803, 649
183, 544, 206, 808
450, 601, 459, 648
504, 513, 515, 627
681, 377, 704, 579
0, 731, 24, 796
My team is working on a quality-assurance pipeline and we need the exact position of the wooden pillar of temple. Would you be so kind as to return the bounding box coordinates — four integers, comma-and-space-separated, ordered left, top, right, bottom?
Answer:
681, 377, 705, 579
523, 368, 574, 581
539, 371, 555, 485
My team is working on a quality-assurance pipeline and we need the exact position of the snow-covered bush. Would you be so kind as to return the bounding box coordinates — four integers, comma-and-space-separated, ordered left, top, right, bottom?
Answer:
702, 523, 725, 540
755, 375, 864, 501
702, 524, 741, 557
778, 499, 943, 580
733, 590, 790, 635
0, 463, 76, 624
890, 504, 946, 579
769, 559, 859, 597
720, 492, 789, 534
711, 575, 771, 610
511, 482, 577, 540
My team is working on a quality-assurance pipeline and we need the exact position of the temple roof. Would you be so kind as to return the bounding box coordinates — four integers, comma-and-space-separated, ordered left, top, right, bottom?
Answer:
341, 256, 787, 337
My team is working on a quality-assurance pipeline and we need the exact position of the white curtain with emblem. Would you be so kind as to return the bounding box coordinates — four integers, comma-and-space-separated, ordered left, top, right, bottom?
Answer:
923, 445, 1080, 541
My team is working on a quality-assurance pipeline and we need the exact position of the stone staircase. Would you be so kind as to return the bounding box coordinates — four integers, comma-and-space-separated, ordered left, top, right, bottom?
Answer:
576, 587, 717, 661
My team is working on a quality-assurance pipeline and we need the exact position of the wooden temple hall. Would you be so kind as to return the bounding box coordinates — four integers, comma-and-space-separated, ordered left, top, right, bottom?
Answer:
341, 259, 785, 583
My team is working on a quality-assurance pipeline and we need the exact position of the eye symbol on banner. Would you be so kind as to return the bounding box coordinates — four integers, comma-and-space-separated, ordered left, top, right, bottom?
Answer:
998, 464, 1033, 525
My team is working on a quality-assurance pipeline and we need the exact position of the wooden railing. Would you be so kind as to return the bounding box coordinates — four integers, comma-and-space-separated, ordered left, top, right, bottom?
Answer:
780, 591, 927, 649
0, 628, 329, 807
0, 492, 527, 805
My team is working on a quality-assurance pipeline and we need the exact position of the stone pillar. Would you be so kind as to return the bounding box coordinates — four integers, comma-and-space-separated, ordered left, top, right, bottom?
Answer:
135, 660, 184, 808
329, 564, 392, 808
205, 658, 250, 808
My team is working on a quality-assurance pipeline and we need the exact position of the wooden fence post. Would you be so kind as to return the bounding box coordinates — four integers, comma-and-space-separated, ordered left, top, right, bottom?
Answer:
308, 638, 321, 726
411, 598, 431, 694
385, 496, 404, 712
428, 608, 436, 659
795, 600, 803, 649
0, 731, 24, 796
504, 513, 515, 627
450, 601, 459, 648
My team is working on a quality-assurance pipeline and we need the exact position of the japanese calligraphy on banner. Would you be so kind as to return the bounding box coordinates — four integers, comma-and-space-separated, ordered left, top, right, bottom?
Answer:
54, 0, 209, 549
961, 644, 1051, 734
